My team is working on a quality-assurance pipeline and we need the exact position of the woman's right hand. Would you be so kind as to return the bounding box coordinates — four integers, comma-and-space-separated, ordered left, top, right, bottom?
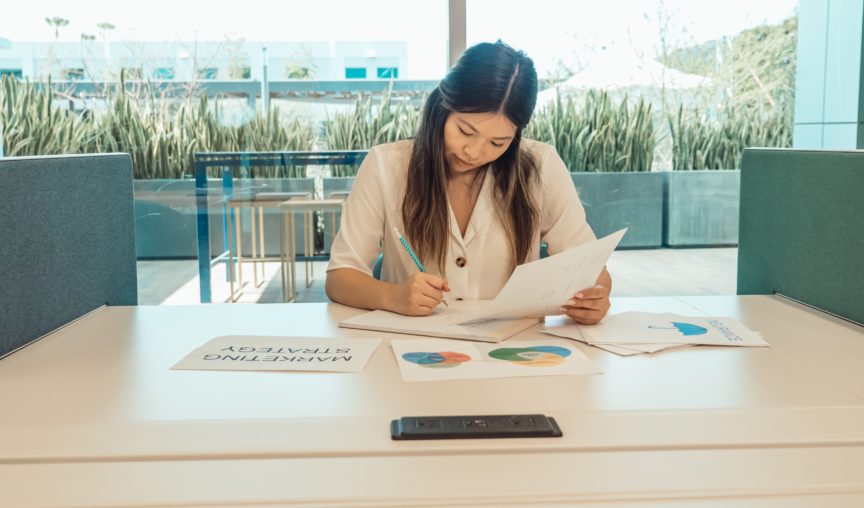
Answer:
388, 273, 450, 316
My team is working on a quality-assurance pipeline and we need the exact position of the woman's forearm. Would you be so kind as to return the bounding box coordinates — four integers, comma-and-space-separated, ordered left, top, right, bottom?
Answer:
325, 268, 396, 311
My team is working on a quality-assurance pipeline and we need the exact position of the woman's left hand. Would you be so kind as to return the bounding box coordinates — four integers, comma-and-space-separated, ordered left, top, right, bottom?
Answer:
560, 285, 611, 325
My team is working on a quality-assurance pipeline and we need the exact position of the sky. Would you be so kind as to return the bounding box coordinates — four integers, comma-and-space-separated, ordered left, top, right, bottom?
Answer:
0, 0, 799, 78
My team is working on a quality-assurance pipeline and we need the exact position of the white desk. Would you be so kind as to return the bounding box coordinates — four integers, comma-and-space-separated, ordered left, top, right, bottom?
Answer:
2, 296, 864, 507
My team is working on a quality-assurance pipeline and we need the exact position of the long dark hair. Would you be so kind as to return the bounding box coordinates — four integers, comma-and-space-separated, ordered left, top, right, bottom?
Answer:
402, 41, 540, 274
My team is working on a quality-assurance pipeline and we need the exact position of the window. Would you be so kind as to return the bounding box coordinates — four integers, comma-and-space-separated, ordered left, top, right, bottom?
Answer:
345, 67, 367, 79
122, 67, 143, 80
228, 66, 251, 79
0, 0, 448, 305
466, 0, 798, 173
0, 69, 22, 79
153, 67, 175, 80
62, 68, 86, 80
376, 67, 398, 79
197, 67, 218, 80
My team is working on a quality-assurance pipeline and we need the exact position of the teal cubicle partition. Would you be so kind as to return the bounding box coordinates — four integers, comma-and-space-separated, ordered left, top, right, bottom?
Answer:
738, 148, 864, 324
0, 153, 138, 358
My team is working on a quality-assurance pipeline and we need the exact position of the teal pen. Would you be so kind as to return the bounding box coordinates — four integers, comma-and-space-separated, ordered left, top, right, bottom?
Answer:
393, 227, 448, 306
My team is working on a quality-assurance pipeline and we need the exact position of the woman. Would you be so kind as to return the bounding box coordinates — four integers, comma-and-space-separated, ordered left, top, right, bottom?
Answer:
326, 41, 612, 324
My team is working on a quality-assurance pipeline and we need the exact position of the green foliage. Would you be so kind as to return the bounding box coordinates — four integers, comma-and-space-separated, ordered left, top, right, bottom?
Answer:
1, 76, 91, 156
44, 16, 70, 39
668, 103, 792, 170
230, 106, 315, 177
285, 64, 315, 79
526, 90, 655, 172
661, 16, 797, 112
323, 87, 421, 176
0, 75, 315, 178
658, 16, 796, 169
724, 16, 797, 110
228, 66, 252, 80
1, 26, 795, 178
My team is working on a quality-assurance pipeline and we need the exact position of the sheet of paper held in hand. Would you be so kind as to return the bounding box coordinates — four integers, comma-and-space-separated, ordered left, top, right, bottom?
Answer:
459, 228, 626, 323
171, 336, 382, 372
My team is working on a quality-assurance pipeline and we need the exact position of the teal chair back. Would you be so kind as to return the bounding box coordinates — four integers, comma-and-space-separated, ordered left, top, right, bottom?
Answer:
737, 148, 864, 324
0, 153, 137, 358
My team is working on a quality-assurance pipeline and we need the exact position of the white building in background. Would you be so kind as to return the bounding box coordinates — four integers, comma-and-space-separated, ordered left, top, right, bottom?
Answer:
0, 38, 408, 81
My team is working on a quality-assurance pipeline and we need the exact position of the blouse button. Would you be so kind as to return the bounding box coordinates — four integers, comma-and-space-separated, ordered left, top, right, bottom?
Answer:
455, 256, 467, 267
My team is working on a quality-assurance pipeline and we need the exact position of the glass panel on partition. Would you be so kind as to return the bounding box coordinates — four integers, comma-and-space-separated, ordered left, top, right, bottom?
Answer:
344, 67, 367, 79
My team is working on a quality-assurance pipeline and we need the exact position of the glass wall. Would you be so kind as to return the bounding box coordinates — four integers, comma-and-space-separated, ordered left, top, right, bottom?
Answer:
467, 0, 799, 170
0, 1, 802, 304
0, 0, 448, 304
465, 0, 798, 254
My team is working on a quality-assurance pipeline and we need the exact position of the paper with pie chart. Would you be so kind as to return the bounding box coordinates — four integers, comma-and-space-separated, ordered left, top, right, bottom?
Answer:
391, 338, 601, 382
542, 312, 768, 352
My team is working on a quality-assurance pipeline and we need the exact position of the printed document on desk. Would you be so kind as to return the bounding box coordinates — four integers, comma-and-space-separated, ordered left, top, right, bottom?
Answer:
391, 338, 601, 381
172, 336, 382, 372
339, 300, 540, 343
459, 229, 626, 324
544, 312, 768, 348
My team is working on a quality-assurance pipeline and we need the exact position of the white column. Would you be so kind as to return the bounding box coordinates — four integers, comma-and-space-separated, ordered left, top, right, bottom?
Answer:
448, 0, 467, 69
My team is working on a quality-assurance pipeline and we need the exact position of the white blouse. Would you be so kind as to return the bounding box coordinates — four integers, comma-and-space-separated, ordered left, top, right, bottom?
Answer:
326, 138, 596, 300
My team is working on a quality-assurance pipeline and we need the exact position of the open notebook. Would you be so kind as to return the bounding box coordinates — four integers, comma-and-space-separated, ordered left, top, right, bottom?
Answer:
339, 301, 541, 343
339, 229, 626, 342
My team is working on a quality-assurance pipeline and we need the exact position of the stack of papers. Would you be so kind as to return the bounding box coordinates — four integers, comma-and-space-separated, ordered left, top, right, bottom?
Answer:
542, 312, 768, 356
